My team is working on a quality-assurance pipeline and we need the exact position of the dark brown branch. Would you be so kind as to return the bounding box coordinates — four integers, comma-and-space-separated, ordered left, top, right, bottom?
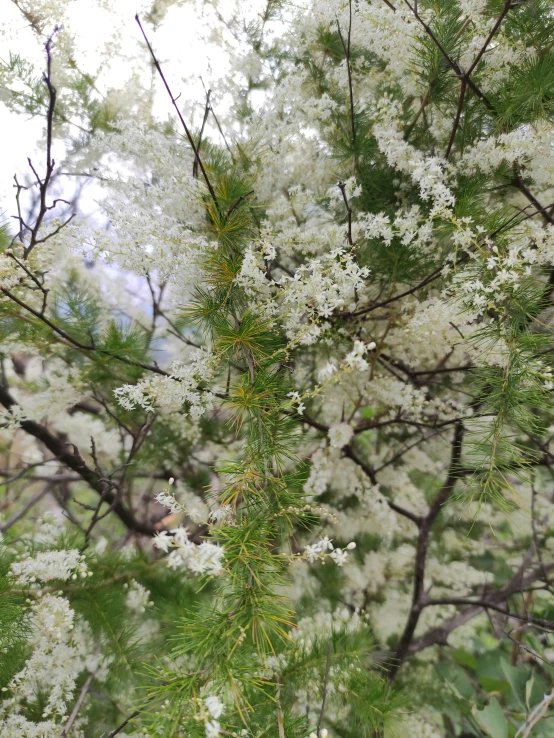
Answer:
107, 708, 143, 738
30, 213, 76, 248
408, 563, 554, 655
465, 1, 512, 78
5, 251, 49, 314
25, 27, 62, 258
443, 0, 529, 160
337, 181, 353, 246
388, 422, 464, 680
445, 78, 467, 160
512, 175, 554, 226
13, 175, 28, 243
402, 0, 493, 109
343, 444, 424, 525
337, 263, 445, 319
0, 286, 171, 377
424, 597, 554, 632
227, 190, 254, 220
0, 383, 158, 536
490, 199, 554, 239
200, 78, 234, 160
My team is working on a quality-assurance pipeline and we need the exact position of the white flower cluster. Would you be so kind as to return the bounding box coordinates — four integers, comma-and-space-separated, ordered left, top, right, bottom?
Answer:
374, 96, 456, 216
461, 123, 554, 188
5, 357, 85, 429
287, 390, 306, 415
155, 489, 184, 515
279, 249, 370, 340
114, 350, 215, 419
304, 448, 398, 537
345, 340, 374, 372
10, 549, 90, 585
357, 1, 422, 92
235, 247, 272, 300
0, 250, 21, 293
0, 593, 106, 734
357, 205, 434, 254
155, 478, 215, 524
449, 217, 554, 317
153, 527, 225, 577
328, 422, 354, 449
125, 580, 154, 613
200, 694, 225, 738
304, 536, 356, 567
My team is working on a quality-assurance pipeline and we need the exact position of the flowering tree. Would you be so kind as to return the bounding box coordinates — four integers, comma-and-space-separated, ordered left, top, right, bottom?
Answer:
2, 0, 554, 736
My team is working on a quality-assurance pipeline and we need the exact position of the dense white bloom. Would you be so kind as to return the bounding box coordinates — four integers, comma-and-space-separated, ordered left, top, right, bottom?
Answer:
11, 550, 89, 585
125, 580, 153, 613
328, 422, 354, 449
204, 695, 224, 719
154, 527, 225, 577
114, 351, 215, 418
1, 594, 104, 727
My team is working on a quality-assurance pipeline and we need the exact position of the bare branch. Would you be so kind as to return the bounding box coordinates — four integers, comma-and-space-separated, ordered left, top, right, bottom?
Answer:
135, 15, 221, 214
337, 181, 353, 246
61, 671, 95, 738
24, 27, 69, 259
0, 484, 52, 533
388, 422, 464, 679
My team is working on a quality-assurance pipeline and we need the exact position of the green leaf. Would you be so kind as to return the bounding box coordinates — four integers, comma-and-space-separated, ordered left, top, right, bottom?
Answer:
500, 658, 527, 711
474, 698, 508, 738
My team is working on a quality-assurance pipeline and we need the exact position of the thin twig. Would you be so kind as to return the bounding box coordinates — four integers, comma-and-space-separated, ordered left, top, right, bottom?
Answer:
226, 190, 254, 220
516, 687, 554, 738
25, 27, 63, 258
402, 0, 493, 109
201, 77, 234, 160
135, 15, 220, 214
105, 693, 159, 738
445, 78, 467, 159
193, 88, 211, 179
61, 671, 95, 737
388, 423, 464, 680
337, 181, 353, 246
0, 484, 52, 533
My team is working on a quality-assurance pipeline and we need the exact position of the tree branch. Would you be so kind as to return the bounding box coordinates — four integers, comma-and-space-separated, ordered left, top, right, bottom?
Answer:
408, 562, 554, 655
388, 422, 464, 679
0, 383, 158, 536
